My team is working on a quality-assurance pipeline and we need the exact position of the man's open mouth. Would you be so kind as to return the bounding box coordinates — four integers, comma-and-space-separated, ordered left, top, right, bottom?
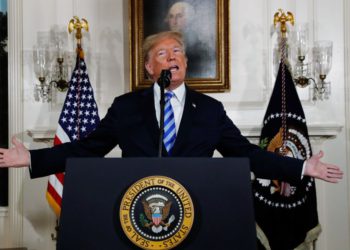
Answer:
169, 65, 179, 72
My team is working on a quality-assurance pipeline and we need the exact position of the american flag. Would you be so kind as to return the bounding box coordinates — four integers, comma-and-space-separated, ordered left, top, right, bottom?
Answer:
46, 53, 100, 216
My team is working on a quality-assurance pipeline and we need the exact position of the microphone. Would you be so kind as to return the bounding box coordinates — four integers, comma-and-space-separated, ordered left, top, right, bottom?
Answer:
158, 69, 172, 157
157, 69, 172, 88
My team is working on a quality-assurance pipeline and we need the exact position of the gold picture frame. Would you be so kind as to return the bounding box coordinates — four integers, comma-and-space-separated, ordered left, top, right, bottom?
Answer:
129, 0, 230, 92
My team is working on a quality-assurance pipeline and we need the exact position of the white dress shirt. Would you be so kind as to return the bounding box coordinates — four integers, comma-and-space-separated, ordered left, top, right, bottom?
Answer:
153, 83, 186, 133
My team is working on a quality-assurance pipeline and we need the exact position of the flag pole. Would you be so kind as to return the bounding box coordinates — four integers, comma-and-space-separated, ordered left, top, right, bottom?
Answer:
273, 9, 294, 155
49, 16, 89, 246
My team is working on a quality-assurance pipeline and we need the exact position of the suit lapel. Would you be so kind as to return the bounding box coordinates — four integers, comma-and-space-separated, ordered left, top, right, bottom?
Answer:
140, 86, 160, 153
139, 85, 197, 156
172, 87, 196, 155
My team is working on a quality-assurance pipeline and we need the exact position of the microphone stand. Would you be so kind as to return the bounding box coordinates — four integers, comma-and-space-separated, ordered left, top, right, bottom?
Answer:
158, 82, 165, 157
157, 69, 171, 157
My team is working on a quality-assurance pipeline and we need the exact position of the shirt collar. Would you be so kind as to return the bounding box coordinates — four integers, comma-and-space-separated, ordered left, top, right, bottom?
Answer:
154, 82, 186, 103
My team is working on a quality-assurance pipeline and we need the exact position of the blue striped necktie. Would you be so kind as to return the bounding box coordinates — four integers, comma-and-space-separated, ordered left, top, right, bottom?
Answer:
163, 91, 176, 154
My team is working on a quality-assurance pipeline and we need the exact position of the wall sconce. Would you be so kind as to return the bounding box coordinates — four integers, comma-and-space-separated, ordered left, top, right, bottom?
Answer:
50, 37, 69, 92
291, 24, 333, 101
33, 45, 51, 102
33, 32, 69, 102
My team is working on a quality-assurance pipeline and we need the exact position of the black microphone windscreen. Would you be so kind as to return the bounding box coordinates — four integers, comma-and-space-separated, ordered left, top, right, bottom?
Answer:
158, 69, 172, 88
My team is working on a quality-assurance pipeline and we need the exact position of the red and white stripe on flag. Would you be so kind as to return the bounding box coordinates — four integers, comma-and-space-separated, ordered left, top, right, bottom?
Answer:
46, 126, 69, 216
46, 173, 64, 216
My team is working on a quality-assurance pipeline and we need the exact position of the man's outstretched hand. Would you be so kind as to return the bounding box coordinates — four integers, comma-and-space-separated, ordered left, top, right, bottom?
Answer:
0, 136, 30, 168
304, 150, 343, 183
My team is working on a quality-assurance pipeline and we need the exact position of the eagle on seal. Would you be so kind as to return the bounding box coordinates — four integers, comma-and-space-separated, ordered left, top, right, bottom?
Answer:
142, 200, 172, 226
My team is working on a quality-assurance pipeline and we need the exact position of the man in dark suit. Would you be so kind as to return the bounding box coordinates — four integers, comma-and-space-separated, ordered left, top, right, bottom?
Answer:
0, 31, 343, 183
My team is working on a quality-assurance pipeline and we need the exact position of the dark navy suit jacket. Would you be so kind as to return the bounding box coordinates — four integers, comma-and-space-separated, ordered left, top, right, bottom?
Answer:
30, 86, 303, 181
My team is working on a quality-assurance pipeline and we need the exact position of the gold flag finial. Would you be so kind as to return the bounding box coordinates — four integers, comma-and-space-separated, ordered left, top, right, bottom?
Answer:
68, 16, 89, 58
273, 9, 294, 37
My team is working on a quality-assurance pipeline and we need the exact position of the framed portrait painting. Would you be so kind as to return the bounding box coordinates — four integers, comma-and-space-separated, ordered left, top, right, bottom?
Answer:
129, 0, 230, 92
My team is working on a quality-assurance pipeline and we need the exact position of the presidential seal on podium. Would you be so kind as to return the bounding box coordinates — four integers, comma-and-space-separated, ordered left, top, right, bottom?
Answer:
120, 176, 194, 249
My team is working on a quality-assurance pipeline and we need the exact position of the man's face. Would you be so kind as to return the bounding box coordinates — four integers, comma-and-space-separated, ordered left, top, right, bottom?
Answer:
145, 37, 187, 90
167, 5, 186, 32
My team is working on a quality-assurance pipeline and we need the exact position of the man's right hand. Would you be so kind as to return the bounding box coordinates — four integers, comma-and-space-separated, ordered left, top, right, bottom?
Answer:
0, 136, 30, 168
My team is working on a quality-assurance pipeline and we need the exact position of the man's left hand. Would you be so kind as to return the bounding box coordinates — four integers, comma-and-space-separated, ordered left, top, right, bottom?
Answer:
304, 150, 343, 183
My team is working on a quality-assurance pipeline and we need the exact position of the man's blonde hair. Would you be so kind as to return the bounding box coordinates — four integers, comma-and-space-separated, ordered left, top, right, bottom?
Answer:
143, 31, 186, 63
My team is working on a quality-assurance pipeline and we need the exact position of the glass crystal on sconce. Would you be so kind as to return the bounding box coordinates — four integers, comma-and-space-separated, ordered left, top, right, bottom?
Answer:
312, 40, 333, 100
33, 30, 70, 102
50, 37, 68, 91
291, 24, 314, 87
50, 32, 69, 92
33, 45, 51, 102
291, 23, 333, 101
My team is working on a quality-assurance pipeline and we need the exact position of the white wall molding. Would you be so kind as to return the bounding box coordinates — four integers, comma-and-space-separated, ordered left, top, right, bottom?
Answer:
0, 207, 8, 217
239, 123, 342, 138
343, 0, 350, 241
8, 0, 25, 247
241, 123, 342, 145
27, 124, 342, 142
27, 129, 56, 142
